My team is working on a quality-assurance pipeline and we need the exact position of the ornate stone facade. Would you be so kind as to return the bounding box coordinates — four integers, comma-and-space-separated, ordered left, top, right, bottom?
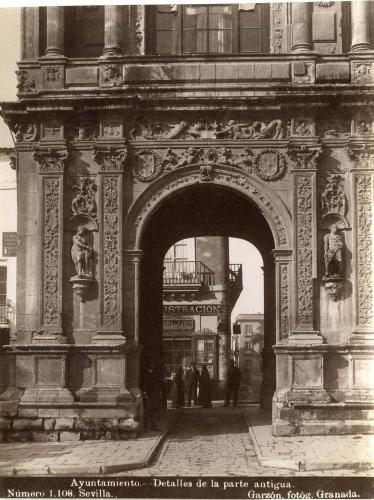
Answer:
1, 3, 374, 440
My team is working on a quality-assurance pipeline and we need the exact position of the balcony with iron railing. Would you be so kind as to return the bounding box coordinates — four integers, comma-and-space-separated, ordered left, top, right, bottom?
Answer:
228, 263, 243, 305
163, 261, 215, 292
0, 300, 16, 328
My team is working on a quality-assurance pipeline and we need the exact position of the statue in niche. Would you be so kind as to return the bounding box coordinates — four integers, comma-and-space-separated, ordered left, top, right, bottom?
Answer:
71, 226, 94, 279
324, 225, 344, 278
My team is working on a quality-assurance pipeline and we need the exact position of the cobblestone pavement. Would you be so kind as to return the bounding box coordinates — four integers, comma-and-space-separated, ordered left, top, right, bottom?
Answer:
129, 406, 374, 477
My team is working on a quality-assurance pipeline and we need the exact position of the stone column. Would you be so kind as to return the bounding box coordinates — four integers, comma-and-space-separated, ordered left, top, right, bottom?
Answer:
93, 144, 127, 344
45, 7, 65, 57
288, 145, 322, 343
291, 2, 312, 52
21, 7, 40, 59
351, 1, 371, 52
103, 6, 122, 56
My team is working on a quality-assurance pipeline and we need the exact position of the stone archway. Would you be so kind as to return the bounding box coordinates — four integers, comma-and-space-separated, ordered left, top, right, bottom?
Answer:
123, 164, 293, 408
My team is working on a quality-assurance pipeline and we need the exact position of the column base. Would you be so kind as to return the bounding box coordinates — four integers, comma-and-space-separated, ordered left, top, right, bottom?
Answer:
288, 331, 324, 345
92, 331, 126, 345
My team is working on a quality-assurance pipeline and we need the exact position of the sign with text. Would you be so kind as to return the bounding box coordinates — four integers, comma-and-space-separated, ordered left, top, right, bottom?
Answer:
163, 304, 219, 315
2, 232, 17, 257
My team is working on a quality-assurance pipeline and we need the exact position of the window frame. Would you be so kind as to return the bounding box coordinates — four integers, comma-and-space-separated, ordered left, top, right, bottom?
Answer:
150, 4, 270, 56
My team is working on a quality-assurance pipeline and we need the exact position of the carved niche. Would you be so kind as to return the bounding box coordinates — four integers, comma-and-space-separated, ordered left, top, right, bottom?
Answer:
70, 177, 98, 230
356, 175, 373, 327
70, 226, 94, 302
321, 174, 346, 221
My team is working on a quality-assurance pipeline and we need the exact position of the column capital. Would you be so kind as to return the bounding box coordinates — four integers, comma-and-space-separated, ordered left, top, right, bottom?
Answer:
288, 144, 322, 171
271, 249, 293, 262
124, 249, 143, 262
33, 146, 69, 174
93, 143, 127, 173
346, 142, 374, 170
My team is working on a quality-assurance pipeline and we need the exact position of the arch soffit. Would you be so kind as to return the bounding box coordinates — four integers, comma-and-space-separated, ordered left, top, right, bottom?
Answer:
124, 164, 292, 252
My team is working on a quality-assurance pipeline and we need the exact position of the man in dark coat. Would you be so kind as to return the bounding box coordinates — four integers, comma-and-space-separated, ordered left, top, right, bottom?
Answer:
224, 359, 242, 407
185, 362, 200, 406
140, 360, 161, 431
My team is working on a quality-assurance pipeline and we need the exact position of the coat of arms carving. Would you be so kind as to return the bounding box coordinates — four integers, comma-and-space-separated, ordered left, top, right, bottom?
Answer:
132, 149, 163, 182
253, 149, 286, 181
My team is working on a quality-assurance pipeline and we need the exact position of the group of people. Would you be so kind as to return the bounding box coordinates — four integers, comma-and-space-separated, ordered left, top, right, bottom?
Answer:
140, 359, 242, 432
170, 362, 212, 409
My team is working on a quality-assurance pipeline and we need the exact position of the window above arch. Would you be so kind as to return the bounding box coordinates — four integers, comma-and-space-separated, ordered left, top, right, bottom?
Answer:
150, 4, 270, 55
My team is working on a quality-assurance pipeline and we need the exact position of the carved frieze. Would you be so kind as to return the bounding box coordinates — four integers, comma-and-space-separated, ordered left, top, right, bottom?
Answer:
66, 124, 99, 142
253, 149, 286, 181
93, 145, 127, 172
288, 145, 321, 170
356, 175, 373, 327
130, 118, 289, 141
12, 123, 39, 142
352, 62, 374, 84
296, 176, 313, 325
42, 121, 64, 141
321, 174, 346, 218
42, 177, 61, 326
102, 176, 121, 327
33, 147, 69, 174
101, 65, 123, 87
319, 120, 350, 139
347, 144, 374, 169
16, 70, 35, 93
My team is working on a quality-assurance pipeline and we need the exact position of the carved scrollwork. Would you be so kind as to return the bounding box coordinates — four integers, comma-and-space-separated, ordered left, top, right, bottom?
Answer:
43, 178, 61, 326
356, 175, 373, 326
288, 145, 321, 170
296, 176, 313, 324
280, 264, 289, 340
11, 123, 39, 142
16, 70, 35, 93
132, 149, 163, 182
352, 62, 374, 84
45, 66, 61, 82
253, 149, 286, 181
93, 144, 127, 172
33, 147, 69, 174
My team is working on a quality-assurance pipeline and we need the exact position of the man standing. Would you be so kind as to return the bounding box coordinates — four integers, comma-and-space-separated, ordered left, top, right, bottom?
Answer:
140, 360, 161, 431
224, 359, 242, 407
185, 362, 200, 406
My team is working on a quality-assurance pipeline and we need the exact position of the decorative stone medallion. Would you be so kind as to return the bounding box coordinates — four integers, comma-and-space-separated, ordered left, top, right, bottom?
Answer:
253, 149, 286, 181
132, 149, 163, 182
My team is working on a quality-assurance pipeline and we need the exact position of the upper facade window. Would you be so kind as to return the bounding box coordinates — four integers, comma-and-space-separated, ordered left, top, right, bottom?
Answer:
152, 4, 270, 55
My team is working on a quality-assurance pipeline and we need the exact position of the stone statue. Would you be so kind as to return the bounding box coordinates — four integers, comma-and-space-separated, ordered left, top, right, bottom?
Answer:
324, 225, 344, 278
71, 226, 93, 278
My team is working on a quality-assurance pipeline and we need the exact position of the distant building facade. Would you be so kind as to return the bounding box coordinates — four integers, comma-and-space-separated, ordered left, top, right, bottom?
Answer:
163, 237, 243, 390
233, 314, 264, 402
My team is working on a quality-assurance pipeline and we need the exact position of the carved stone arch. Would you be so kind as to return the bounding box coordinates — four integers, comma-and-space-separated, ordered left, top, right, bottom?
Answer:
123, 164, 292, 252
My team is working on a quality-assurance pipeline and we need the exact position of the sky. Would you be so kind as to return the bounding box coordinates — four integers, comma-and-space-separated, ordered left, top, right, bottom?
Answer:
0, 6, 264, 321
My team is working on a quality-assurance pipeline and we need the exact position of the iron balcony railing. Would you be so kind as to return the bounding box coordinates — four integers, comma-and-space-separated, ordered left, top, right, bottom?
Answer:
0, 300, 16, 325
163, 260, 215, 287
229, 264, 243, 288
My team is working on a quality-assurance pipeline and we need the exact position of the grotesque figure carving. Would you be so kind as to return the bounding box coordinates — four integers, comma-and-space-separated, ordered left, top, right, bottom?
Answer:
324, 225, 344, 278
71, 226, 94, 278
